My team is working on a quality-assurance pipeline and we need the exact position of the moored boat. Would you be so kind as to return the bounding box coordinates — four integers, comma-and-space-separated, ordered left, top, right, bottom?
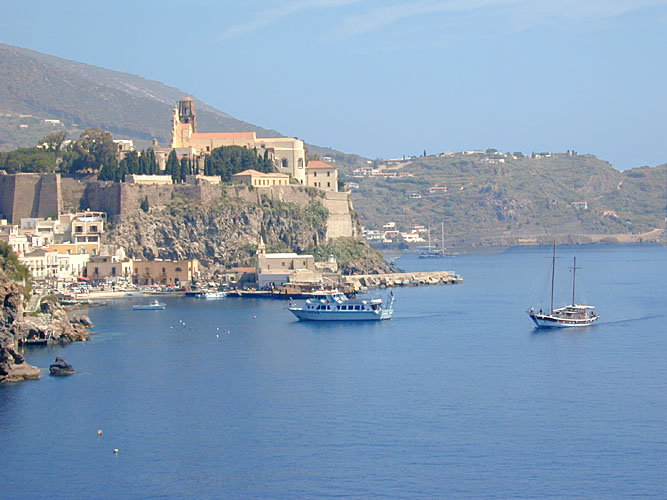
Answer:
195, 291, 228, 299
527, 244, 598, 328
132, 299, 166, 310
288, 290, 394, 321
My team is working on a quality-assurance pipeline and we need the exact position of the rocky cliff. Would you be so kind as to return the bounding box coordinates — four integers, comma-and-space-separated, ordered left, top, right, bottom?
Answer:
105, 196, 394, 274
0, 271, 39, 382
0, 271, 91, 383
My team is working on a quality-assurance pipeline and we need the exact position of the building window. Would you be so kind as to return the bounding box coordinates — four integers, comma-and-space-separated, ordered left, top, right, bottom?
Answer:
112, 267, 116, 276
175, 267, 182, 272
162, 267, 166, 274
327, 171, 330, 177
314, 172, 317, 177
94, 267, 99, 276
91, 225, 98, 232
327, 182, 331, 188
282, 159, 288, 169
206, 146, 210, 152
75, 226, 82, 233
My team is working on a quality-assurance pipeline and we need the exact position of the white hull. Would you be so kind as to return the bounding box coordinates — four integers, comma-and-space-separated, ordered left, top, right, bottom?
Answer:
288, 290, 394, 322
289, 308, 392, 321
528, 312, 599, 328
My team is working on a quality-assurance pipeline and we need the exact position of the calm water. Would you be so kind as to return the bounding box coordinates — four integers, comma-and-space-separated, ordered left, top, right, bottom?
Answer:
1, 245, 666, 499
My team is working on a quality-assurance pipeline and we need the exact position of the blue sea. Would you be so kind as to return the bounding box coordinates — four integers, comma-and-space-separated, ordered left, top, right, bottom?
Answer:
2, 245, 666, 499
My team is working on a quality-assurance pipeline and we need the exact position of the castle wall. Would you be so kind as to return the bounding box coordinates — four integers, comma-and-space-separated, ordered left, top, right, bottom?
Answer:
0, 173, 62, 224
61, 177, 88, 212
323, 191, 356, 239
35, 174, 61, 219
0, 174, 16, 222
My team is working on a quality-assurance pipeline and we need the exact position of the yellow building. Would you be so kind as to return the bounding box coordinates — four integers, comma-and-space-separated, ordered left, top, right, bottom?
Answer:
132, 259, 199, 286
86, 254, 134, 282
306, 161, 338, 192
170, 97, 306, 184
231, 169, 290, 187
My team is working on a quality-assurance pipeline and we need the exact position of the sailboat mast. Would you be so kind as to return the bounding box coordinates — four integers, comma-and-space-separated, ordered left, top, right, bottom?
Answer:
571, 256, 577, 306
441, 221, 445, 252
550, 243, 556, 314
427, 225, 431, 252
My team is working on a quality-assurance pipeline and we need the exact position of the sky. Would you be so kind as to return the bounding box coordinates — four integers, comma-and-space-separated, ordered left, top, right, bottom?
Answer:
1, 0, 667, 170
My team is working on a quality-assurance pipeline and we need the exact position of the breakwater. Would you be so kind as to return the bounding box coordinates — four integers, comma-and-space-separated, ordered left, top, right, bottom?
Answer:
343, 270, 462, 290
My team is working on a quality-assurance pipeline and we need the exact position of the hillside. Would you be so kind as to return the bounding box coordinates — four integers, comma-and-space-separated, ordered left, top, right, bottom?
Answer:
350, 152, 666, 246
0, 43, 282, 150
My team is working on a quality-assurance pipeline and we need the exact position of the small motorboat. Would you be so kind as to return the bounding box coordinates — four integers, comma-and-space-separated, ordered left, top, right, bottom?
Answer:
132, 300, 166, 310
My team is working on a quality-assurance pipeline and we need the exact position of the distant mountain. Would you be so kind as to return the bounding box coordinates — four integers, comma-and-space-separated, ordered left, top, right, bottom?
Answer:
0, 43, 282, 150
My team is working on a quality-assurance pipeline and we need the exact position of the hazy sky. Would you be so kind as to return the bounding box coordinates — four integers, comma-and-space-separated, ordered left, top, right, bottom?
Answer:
2, 0, 666, 169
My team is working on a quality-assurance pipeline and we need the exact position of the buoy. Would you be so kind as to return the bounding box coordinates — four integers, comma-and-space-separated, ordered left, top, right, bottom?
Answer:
253, 315, 257, 319
216, 334, 219, 338
97, 429, 103, 436
113, 449, 119, 453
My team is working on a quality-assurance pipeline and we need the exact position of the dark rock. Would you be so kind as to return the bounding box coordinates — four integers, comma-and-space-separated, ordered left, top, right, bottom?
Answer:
72, 316, 94, 328
49, 357, 75, 376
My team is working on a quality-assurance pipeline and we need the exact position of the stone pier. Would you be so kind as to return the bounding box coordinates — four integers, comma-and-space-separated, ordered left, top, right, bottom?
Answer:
343, 270, 462, 291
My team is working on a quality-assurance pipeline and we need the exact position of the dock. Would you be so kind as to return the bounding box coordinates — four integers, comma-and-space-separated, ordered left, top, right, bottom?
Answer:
343, 270, 462, 291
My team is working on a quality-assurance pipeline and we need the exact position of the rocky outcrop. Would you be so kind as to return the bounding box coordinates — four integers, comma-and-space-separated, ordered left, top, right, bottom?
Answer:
49, 357, 75, 376
0, 271, 40, 382
105, 197, 330, 270
1, 273, 92, 383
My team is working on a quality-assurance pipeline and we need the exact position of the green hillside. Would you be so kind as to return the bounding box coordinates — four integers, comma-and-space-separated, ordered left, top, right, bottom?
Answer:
350, 152, 666, 246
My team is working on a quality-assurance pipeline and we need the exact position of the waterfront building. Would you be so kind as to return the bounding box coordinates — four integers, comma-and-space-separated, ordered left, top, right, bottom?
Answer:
20, 248, 59, 279
132, 259, 199, 286
86, 254, 134, 283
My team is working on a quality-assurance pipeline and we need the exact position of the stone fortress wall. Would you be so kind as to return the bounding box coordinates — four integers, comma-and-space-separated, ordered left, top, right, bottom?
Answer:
0, 173, 355, 239
0, 173, 62, 223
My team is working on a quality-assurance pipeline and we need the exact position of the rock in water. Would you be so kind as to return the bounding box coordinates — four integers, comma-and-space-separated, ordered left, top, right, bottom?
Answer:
49, 357, 75, 376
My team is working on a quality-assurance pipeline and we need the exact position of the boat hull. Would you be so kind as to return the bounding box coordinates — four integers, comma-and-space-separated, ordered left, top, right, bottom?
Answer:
528, 312, 599, 328
289, 308, 392, 321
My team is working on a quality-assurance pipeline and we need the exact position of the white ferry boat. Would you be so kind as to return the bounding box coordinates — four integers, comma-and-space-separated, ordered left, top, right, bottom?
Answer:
528, 244, 598, 328
132, 300, 166, 311
288, 290, 394, 321
196, 291, 228, 300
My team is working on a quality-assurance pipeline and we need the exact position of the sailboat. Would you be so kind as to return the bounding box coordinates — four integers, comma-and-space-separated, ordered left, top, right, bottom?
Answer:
419, 222, 450, 258
527, 244, 599, 328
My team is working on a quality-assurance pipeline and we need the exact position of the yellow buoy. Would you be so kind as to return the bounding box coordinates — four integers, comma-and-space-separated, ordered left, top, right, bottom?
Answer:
97, 429, 103, 436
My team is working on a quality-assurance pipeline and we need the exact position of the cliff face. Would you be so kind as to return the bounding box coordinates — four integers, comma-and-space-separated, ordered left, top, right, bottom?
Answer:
105, 196, 394, 274
105, 197, 330, 269
0, 271, 39, 382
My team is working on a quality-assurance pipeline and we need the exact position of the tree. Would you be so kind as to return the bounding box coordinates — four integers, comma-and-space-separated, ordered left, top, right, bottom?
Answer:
140, 196, 150, 212
69, 128, 116, 173
38, 131, 67, 152
166, 150, 180, 182
0, 241, 31, 287
0, 148, 56, 173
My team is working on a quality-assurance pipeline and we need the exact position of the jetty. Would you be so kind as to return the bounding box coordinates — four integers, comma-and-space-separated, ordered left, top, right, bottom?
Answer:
343, 270, 462, 291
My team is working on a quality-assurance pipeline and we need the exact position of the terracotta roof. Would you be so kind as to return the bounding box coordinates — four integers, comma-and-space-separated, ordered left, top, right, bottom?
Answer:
232, 169, 288, 178
191, 132, 255, 139
306, 160, 336, 169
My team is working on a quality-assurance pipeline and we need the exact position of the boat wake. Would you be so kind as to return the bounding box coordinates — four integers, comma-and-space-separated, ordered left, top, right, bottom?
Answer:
599, 314, 664, 326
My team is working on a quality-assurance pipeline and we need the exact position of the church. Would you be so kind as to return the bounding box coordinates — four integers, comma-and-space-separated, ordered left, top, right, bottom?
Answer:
169, 97, 307, 184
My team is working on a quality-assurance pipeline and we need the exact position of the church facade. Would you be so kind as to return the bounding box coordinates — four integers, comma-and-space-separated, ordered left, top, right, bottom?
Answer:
170, 97, 307, 184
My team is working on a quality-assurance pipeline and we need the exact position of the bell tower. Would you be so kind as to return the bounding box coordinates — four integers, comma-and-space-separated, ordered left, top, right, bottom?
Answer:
178, 96, 197, 133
